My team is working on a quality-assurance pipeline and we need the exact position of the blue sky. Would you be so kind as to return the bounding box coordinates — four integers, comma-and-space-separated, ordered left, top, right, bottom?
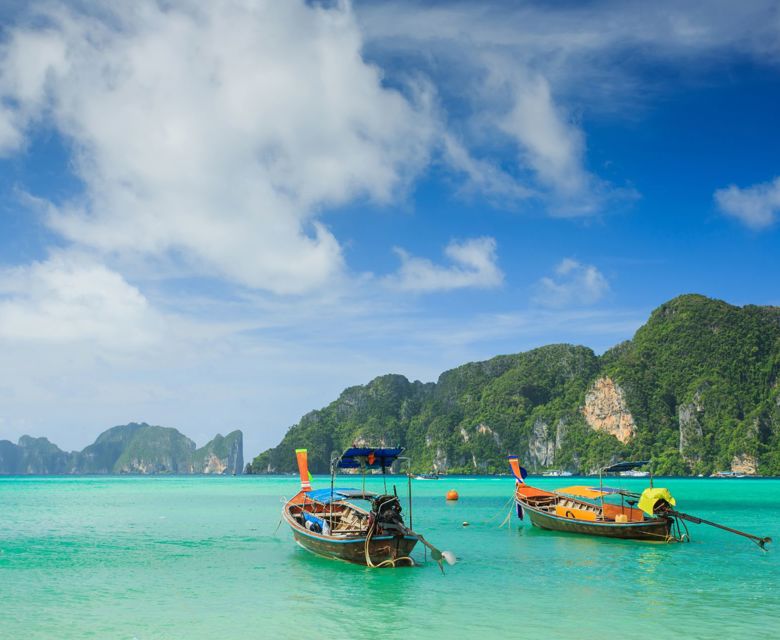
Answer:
1, 0, 779, 458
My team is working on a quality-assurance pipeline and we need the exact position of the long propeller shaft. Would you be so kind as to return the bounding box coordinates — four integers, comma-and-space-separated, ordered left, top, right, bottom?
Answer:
668, 509, 772, 549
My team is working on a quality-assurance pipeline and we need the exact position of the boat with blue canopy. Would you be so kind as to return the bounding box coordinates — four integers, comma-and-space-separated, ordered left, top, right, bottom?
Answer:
282, 446, 455, 569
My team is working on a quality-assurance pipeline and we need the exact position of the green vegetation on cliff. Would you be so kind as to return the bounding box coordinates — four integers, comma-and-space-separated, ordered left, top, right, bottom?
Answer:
603, 295, 780, 475
194, 431, 244, 474
0, 424, 244, 475
113, 425, 200, 473
250, 295, 780, 476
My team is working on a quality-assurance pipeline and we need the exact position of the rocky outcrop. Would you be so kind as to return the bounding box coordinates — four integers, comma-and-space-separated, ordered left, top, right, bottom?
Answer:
731, 453, 757, 475
193, 431, 244, 475
582, 377, 636, 443
678, 392, 705, 463
202, 454, 226, 474
527, 418, 566, 468
432, 447, 448, 472
116, 456, 194, 474
471, 452, 490, 471
528, 419, 554, 467
476, 423, 501, 446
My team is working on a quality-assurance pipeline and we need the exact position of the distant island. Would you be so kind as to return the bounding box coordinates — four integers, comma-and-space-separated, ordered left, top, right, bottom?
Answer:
0, 423, 243, 475
248, 294, 780, 477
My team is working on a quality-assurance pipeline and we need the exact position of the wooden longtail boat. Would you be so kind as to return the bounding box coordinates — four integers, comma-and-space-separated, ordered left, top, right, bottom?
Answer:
283, 447, 455, 569
508, 456, 772, 548
508, 457, 676, 542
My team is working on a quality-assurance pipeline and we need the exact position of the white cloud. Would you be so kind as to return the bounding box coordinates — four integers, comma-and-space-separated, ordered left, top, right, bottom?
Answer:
0, 253, 162, 349
497, 73, 597, 212
714, 177, 780, 229
385, 237, 503, 293
359, 1, 780, 77
534, 258, 609, 308
0, 1, 436, 294
441, 133, 534, 202
358, 0, 780, 213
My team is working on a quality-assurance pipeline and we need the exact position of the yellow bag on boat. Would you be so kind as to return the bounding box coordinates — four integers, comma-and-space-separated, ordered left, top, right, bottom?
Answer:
638, 488, 676, 516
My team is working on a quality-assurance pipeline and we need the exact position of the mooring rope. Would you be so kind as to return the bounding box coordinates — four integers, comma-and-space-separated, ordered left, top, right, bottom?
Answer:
484, 495, 516, 528
274, 496, 289, 536
499, 506, 514, 529
363, 519, 414, 568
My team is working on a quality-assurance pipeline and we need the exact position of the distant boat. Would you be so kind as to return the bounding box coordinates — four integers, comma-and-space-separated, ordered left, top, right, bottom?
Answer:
710, 471, 747, 478
619, 469, 650, 478
282, 447, 455, 570
414, 472, 440, 480
543, 470, 573, 477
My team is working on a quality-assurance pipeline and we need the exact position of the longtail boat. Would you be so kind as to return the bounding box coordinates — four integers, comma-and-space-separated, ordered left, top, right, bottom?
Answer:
508, 456, 772, 548
283, 447, 455, 569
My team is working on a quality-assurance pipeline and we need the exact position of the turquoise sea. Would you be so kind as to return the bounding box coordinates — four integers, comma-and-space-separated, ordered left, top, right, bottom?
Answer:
1, 475, 778, 639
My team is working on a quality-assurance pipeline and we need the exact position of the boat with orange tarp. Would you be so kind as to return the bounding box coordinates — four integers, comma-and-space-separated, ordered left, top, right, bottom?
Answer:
508, 456, 772, 548
509, 457, 679, 541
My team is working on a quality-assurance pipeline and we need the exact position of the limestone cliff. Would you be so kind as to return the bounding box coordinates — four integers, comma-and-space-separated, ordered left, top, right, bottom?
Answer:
0, 436, 74, 474
432, 447, 449, 472
582, 377, 636, 444
678, 391, 705, 464
731, 453, 758, 475
476, 423, 501, 446
527, 418, 563, 467
0, 424, 244, 475
193, 431, 244, 474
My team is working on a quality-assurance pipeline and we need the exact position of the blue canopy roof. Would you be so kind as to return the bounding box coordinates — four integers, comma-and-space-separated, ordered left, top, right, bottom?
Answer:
305, 488, 377, 504
334, 447, 404, 470
602, 460, 649, 473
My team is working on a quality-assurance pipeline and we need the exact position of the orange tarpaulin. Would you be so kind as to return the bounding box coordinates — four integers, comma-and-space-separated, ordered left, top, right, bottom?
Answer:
555, 485, 611, 500
516, 486, 556, 499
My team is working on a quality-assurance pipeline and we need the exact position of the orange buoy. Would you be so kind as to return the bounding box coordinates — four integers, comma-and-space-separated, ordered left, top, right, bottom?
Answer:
446, 489, 459, 501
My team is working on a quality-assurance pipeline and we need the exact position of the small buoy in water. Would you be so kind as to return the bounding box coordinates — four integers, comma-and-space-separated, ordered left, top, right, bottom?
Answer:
462, 521, 469, 527
446, 489, 459, 501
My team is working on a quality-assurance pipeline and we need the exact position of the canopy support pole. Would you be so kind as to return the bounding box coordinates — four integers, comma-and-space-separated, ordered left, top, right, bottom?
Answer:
599, 468, 605, 519
408, 470, 413, 530
330, 457, 335, 524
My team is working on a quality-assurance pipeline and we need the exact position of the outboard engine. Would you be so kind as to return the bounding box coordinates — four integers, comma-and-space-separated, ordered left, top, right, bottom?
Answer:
370, 495, 405, 534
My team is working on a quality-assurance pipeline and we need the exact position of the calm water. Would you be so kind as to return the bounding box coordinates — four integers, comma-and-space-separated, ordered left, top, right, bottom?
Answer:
1, 475, 778, 639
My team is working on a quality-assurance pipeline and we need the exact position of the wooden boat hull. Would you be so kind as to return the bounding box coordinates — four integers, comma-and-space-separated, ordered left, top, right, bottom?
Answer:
283, 507, 418, 566
518, 499, 673, 541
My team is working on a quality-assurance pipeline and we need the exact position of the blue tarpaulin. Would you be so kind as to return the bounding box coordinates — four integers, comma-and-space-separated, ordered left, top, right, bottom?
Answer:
335, 447, 404, 470
305, 488, 376, 504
